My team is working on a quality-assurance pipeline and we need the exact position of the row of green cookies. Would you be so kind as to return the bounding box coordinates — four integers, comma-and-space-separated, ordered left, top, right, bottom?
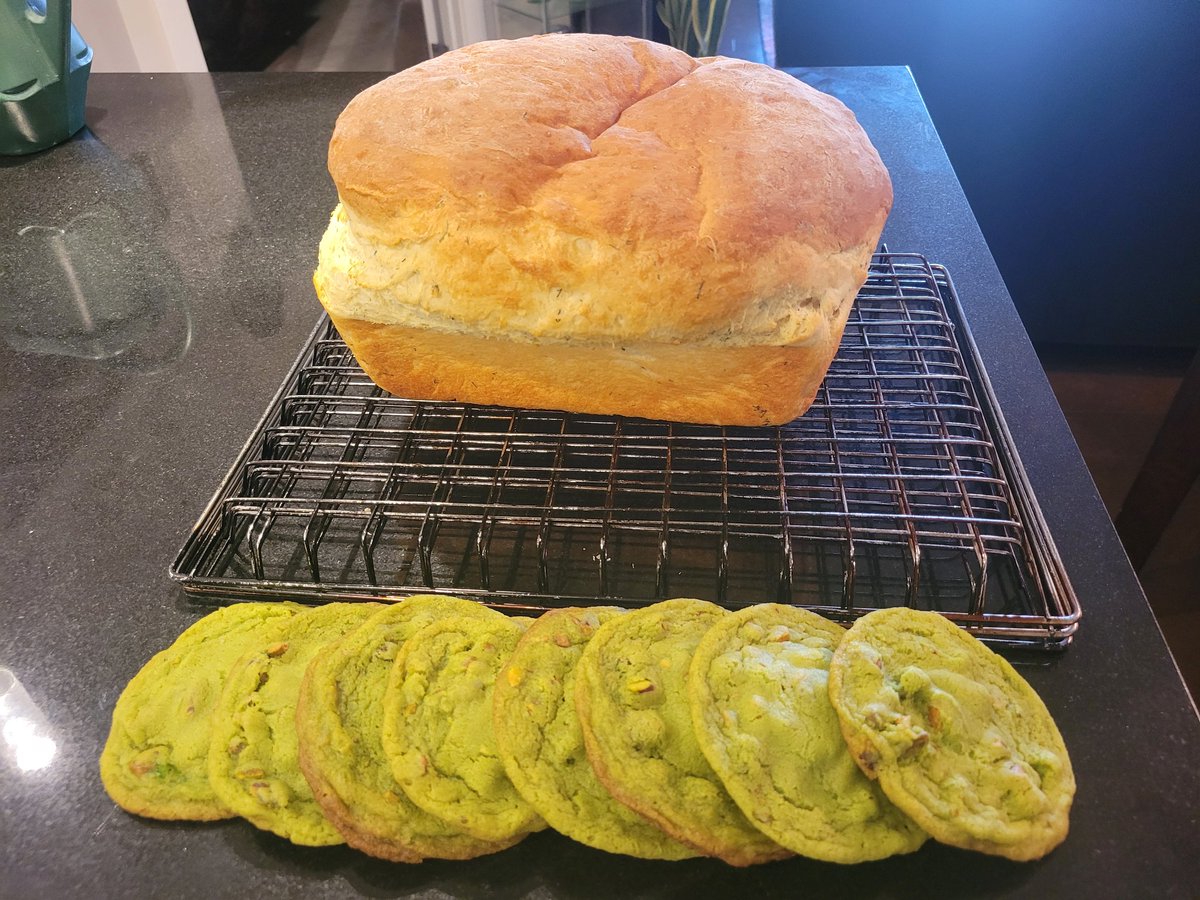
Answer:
514, 599, 1073, 863
100, 595, 1074, 865
100, 596, 531, 859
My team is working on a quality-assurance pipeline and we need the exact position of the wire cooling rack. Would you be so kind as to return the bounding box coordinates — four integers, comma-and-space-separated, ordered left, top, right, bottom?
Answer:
171, 252, 1080, 648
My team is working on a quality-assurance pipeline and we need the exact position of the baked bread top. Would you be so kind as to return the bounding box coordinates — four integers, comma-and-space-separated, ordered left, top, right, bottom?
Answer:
317, 33, 892, 349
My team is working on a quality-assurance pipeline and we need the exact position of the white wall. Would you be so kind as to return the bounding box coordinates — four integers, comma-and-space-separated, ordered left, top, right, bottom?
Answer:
73, 0, 208, 72
423, 0, 492, 50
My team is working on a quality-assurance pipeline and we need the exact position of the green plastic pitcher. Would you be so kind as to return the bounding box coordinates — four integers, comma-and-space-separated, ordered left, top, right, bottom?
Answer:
0, 0, 91, 155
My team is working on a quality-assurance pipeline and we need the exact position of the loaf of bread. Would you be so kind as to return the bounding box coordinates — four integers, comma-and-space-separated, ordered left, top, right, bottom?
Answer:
314, 34, 892, 425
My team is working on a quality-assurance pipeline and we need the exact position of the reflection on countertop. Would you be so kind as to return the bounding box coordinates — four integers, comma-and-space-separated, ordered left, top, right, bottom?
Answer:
5, 200, 192, 370
0, 667, 57, 775
2, 127, 192, 369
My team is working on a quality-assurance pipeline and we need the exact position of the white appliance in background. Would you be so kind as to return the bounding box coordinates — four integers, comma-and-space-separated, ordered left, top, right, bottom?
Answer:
421, 0, 651, 53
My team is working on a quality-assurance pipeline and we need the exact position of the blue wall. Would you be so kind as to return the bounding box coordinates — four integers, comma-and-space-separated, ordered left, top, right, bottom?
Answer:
776, 0, 1200, 347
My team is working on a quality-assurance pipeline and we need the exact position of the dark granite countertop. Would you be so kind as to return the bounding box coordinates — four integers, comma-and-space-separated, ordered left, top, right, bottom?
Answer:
1, 68, 1197, 898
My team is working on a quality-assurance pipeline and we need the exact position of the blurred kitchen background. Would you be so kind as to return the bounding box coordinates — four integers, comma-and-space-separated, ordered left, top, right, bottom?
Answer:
74, 0, 1200, 694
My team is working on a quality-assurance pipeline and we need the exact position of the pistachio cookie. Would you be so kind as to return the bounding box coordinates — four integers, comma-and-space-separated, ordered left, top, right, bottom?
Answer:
382, 615, 544, 842
100, 603, 298, 820
493, 607, 697, 860
689, 605, 926, 863
575, 599, 791, 866
295, 595, 522, 862
829, 607, 1075, 861
208, 602, 380, 845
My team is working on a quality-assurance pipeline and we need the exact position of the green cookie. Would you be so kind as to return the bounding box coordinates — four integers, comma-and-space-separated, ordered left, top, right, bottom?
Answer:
829, 607, 1075, 861
575, 598, 791, 866
493, 607, 697, 860
689, 604, 926, 863
208, 602, 380, 845
295, 595, 522, 862
100, 603, 298, 821
383, 615, 543, 842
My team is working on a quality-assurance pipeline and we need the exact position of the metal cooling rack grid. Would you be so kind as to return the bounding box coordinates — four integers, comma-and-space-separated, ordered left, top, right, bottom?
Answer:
171, 252, 1080, 648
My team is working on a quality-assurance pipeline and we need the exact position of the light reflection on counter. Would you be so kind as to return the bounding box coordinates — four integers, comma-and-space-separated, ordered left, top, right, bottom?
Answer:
0, 667, 57, 774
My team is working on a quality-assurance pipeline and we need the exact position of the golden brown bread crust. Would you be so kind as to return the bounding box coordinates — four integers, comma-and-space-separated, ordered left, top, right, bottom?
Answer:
316, 33, 891, 425
329, 299, 852, 426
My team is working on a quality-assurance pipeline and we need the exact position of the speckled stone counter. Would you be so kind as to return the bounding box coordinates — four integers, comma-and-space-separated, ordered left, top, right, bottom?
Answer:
1, 69, 1197, 898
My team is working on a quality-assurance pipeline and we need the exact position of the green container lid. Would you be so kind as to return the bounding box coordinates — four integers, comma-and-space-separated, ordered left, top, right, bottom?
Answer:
0, 0, 92, 156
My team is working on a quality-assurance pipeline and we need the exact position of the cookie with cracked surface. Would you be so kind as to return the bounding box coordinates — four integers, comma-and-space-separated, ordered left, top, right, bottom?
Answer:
689, 604, 926, 863
100, 603, 299, 821
382, 614, 544, 842
208, 602, 381, 846
493, 607, 697, 860
575, 598, 791, 866
828, 607, 1075, 861
295, 595, 522, 862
